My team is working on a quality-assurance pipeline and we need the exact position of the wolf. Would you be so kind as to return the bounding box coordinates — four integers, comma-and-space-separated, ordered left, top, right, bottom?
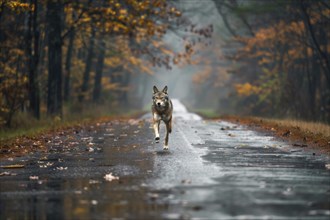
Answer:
152, 85, 173, 150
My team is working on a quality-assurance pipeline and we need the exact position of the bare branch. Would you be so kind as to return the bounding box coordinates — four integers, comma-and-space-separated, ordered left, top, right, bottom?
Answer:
300, 1, 330, 85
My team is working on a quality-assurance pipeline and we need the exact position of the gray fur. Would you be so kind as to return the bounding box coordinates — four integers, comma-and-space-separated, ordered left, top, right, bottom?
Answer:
152, 86, 173, 150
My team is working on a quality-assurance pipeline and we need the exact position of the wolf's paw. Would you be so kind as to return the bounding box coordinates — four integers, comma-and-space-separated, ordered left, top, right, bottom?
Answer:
155, 137, 160, 143
163, 145, 169, 150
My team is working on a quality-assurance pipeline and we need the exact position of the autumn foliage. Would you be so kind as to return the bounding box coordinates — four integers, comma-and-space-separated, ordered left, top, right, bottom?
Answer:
213, 0, 330, 122
0, 0, 210, 127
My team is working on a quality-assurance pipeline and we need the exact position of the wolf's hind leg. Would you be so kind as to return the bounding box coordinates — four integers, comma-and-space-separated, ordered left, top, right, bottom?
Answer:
168, 118, 172, 133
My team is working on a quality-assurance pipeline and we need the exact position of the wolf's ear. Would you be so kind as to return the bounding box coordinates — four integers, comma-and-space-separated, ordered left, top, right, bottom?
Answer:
162, 86, 168, 94
153, 86, 159, 93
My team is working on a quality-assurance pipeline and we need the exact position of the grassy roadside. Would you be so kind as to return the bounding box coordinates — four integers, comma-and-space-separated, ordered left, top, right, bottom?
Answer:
0, 111, 144, 141
194, 108, 330, 155
0, 108, 146, 159
204, 114, 330, 156
193, 109, 219, 119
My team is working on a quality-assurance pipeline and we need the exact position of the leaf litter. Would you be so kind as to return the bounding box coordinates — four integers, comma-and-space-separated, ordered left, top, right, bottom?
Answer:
0, 171, 17, 176
104, 173, 119, 182
1, 164, 25, 169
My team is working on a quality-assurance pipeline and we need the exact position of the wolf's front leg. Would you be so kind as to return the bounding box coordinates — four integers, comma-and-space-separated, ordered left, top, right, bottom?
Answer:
153, 120, 160, 143
164, 122, 170, 150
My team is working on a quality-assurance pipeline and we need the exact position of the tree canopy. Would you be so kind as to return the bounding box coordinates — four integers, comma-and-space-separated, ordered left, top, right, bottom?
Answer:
0, 0, 211, 127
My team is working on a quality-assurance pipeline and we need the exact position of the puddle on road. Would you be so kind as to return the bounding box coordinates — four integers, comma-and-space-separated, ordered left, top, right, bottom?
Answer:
0, 120, 173, 220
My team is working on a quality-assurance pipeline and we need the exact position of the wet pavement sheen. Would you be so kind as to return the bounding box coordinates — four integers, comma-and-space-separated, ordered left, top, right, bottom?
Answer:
1, 100, 330, 220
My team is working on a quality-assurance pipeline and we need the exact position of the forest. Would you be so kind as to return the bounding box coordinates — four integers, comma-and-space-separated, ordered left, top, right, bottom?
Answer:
215, 0, 330, 122
0, 0, 329, 129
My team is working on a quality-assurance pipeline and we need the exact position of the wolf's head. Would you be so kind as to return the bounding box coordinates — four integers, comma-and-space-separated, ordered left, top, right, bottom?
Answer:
153, 86, 170, 108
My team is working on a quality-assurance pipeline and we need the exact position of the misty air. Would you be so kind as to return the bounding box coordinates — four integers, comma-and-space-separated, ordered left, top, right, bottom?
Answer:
0, 0, 329, 219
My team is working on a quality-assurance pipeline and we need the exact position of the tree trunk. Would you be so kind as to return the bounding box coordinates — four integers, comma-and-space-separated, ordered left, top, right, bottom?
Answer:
64, 25, 75, 102
93, 38, 106, 103
46, 0, 63, 116
32, 0, 40, 118
120, 71, 130, 106
300, 2, 330, 88
306, 51, 318, 120
79, 26, 95, 102
27, 0, 40, 119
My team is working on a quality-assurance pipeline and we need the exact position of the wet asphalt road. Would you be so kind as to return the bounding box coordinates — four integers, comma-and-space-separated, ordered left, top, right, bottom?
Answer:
1, 100, 330, 220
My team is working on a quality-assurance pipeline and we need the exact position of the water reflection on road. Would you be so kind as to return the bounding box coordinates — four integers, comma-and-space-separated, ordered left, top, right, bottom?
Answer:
0, 120, 165, 220
1, 100, 330, 220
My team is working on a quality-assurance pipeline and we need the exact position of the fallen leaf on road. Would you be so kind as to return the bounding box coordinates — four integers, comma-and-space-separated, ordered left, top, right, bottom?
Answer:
89, 180, 100, 184
325, 164, 330, 170
1, 164, 25, 169
0, 172, 16, 176
128, 119, 139, 125
81, 137, 93, 141
39, 156, 48, 161
32, 141, 41, 147
104, 173, 119, 182
56, 167, 68, 170
39, 162, 54, 168
104, 133, 115, 137
86, 147, 94, 152
29, 176, 39, 180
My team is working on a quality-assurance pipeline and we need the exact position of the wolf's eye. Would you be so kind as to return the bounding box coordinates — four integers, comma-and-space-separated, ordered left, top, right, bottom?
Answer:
164, 96, 168, 100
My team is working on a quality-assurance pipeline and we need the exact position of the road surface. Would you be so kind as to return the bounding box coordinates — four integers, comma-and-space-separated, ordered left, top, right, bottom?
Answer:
1, 100, 329, 219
